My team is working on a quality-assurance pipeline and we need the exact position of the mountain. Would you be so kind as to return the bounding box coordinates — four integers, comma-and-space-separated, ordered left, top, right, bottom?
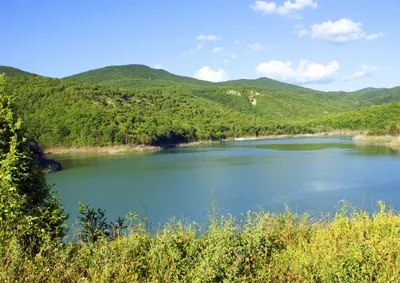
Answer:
64, 64, 388, 120
354, 86, 400, 105
65, 64, 400, 110
308, 101, 400, 130
355, 87, 388, 92
219, 77, 317, 93
0, 66, 38, 77
65, 64, 373, 121
65, 64, 214, 88
3, 65, 400, 148
66, 64, 320, 93
6, 75, 314, 147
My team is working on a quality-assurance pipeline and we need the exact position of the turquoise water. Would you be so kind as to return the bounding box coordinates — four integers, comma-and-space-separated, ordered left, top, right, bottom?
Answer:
48, 137, 400, 230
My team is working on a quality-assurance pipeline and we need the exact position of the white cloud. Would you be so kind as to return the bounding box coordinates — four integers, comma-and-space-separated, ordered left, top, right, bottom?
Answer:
222, 54, 238, 64
256, 59, 339, 84
251, 0, 317, 16
153, 64, 163, 69
181, 44, 203, 57
235, 39, 240, 44
297, 19, 383, 42
365, 33, 383, 40
247, 42, 265, 51
196, 34, 220, 41
212, 46, 223, 53
195, 66, 229, 82
352, 64, 380, 79
252, 1, 277, 13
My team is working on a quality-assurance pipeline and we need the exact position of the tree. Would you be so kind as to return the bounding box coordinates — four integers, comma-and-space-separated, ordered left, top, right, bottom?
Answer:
0, 74, 67, 254
76, 202, 128, 244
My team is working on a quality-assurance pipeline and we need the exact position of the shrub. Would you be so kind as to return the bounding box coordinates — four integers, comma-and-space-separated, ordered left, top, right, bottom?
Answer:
366, 128, 388, 136
0, 74, 67, 255
388, 124, 400, 136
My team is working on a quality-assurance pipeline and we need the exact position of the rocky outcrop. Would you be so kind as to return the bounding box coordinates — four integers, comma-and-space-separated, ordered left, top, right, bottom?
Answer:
29, 140, 62, 174
37, 157, 63, 174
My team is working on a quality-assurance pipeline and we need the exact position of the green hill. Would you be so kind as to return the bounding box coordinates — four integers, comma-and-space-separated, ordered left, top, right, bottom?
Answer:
66, 64, 319, 93
3, 64, 400, 148
64, 64, 389, 121
354, 86, 400, 105
307, 101, 400, 130
65, 64, 214, 88
355, 87, 388, 92
189, 86, 369, 121
0, 66, 38, 77
64, 65, 400, 118
219, 77, 317, 93
6, 75, 315, 147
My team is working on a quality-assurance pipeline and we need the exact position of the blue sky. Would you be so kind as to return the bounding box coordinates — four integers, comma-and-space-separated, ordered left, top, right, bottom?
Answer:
1, 0, 399, 91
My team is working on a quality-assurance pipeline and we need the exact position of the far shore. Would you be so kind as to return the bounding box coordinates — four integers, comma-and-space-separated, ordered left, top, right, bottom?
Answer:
353, 134, 400, 150
231, 130, 362, 142
45, 130, 363, 155
44, 144, 162, 155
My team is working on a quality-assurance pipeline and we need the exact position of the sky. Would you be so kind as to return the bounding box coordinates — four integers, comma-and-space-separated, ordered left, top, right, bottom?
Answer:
1, 0, 399, 91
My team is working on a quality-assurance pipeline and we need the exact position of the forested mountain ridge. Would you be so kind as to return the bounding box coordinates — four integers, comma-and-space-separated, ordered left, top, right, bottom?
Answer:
0, 66, 38, 77
355, 87, 388, 93
65, 64, 214, 88
66, 64, 318, 93
2, 64, 400, 148
307, 101, 400, 130
7, 75, 316, 147
219, 77, 317, 93
63, 64, 400, 120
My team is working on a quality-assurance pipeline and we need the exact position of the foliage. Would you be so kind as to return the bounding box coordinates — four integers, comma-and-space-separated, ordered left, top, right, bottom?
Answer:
3, 65, 400, 149
389, 124, 400, 136
1, 202, 400, 281
307, 102, 400, 131
367, 128, 388, 136
219, 76, 317, 92
65, 64, 389, 120
65, 64, 214, 88
0, 74, 67, 255
6, 75, 318, 147
76, 202, 128, 244
0, 66, 38, 77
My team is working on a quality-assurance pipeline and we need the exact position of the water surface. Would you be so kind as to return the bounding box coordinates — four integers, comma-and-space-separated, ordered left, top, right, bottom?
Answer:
48, 137, 400, 230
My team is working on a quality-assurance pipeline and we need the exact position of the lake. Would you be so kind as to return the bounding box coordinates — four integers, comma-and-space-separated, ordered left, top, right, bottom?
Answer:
48, 137, 400, 231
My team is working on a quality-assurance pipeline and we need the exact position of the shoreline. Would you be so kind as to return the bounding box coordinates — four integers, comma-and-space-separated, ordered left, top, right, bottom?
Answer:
232, 130, 362, 142
45, 144, 162, 155
353, 134, 400, 149
45, 130, 362, 155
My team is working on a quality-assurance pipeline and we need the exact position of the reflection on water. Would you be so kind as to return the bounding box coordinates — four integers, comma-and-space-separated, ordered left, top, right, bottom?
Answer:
48, 137, 400, 232
250, 143, 355, 151
249, 142, 400, 156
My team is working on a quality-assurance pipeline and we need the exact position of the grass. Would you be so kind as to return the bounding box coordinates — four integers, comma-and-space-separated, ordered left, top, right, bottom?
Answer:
354, 134, 400, 149
2, 202, 400, 282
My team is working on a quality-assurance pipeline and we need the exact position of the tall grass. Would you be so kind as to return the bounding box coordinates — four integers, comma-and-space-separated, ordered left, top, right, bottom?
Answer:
1, 202, 400, 282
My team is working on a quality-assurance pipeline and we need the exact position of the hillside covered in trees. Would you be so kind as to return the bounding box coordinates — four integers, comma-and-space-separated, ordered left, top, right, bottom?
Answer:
1, 64, 400, 148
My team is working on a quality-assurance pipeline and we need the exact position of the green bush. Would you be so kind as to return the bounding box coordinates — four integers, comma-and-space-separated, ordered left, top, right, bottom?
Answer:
388, 124, 400, 136
367, 128, 389, 136
0, 74, 67, 255
76, 202, 128, 244
1, 202, 400, 282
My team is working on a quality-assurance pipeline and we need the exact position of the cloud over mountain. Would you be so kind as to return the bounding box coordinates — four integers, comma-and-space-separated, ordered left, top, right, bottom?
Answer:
257, 59, 339, 84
